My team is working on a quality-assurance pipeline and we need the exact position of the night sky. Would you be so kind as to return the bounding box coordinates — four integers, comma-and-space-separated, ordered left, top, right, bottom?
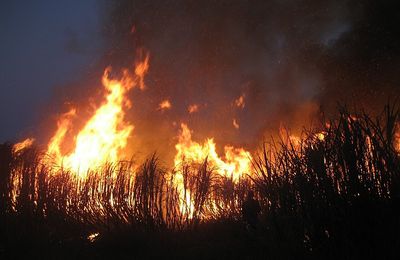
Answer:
1, 0, 400, 154
0, 0, 104, 142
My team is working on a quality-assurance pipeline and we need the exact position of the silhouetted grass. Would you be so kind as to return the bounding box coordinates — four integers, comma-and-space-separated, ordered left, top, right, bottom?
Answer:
1, 104, 400, 258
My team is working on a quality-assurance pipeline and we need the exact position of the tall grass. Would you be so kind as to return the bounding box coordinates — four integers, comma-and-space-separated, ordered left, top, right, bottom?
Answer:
1, 104, 399, 256
2, 150, 249, 233
251, 104, 400, 254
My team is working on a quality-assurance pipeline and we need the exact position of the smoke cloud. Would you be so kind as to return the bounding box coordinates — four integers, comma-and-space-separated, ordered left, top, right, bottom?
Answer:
99, 0, 397, 161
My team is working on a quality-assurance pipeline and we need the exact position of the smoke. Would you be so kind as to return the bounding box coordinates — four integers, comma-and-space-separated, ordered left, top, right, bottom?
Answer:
99, 2, 328, 153
37, 0, 400, 162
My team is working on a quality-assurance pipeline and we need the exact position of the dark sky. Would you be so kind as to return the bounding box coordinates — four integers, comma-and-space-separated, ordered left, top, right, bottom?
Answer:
1, 0, 400, 152
0, 0, 104, 142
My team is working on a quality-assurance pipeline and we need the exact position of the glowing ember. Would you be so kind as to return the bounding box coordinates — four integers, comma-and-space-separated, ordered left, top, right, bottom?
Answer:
233, 118, 240, 129
158, 99, 172, 111
13, 138, 35, 153
234, 94, 245, 109
188, 104, 199, 114
87, 232, 100, 242
395, 123, 400, 153
316, 132, 326, 141
44, 54, 149, 177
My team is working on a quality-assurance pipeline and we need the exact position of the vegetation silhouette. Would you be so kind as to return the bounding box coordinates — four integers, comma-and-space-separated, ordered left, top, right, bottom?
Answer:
1, 104, 400, 258
242, 190, 261, 231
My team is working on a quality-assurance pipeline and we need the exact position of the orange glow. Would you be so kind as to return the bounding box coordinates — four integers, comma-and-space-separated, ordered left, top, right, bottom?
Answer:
234, 94, 245, 109
233, 118, 239, 129
395, 123, 400, 153
316, 132, 326, 141
44, 54, 149, 177
158, 99, 172, 111
188, 104, 199, 114
135, 52, 150, 90
289, 135, 302, 148
13, 138, 35, 153
279, 126, 302, 150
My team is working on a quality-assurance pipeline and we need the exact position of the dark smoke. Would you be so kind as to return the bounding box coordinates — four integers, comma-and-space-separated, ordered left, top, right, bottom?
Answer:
41, 0, 400, 162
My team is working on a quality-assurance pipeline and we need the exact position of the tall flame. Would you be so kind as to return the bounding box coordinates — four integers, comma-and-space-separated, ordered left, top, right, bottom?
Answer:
44, 55, 149, 177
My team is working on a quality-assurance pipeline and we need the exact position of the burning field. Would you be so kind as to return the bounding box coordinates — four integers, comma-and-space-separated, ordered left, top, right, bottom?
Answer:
2, 52, 400, 257
2, 0, 400, 258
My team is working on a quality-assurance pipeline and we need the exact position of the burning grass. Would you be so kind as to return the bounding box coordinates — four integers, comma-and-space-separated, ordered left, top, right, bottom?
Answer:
1, 104, 400, 258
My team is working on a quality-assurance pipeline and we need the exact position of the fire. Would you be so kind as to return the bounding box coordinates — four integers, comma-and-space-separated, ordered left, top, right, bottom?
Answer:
13, 138, 35, 153
46, 108, 76, 163
173, 123, 252, 217
135, 52, 150, 90
158, 99, 172, 111
174, 123, 252, 181
188, 104, 199, 114
44, 54, 149, 177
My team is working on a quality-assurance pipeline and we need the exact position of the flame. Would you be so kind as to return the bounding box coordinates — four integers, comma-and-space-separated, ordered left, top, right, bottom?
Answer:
188, 104, 199, 114
174, 123, 252, 181
13, 138, 35, 153
135, 52, 150, 90
46, 108, 76, 162
44, 54, 149, 177
158, 99, 172, 111
173, 123, 252, 216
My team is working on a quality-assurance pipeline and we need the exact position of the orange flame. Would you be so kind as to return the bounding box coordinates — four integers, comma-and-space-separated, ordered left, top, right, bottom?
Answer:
173, 123, 252, 216
44, 54, 149, 177
13, 138, 35, 153
174, 123, 252, 181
